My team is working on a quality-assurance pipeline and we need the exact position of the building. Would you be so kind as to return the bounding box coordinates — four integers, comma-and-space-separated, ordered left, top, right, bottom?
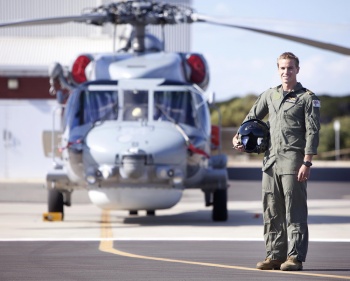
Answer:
0, 0, 191, 179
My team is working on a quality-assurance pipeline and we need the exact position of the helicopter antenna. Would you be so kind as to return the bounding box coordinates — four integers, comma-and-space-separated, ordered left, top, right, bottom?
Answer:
161, 24, 165, 51
132, 24, 146, 52
113, 24, 117, 53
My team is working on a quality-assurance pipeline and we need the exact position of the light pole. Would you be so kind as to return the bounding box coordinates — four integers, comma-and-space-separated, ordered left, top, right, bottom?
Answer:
333, 120, 340, 161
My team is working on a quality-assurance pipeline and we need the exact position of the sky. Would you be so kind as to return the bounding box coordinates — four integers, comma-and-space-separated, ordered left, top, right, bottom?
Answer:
191, 0, 350, 101
1, 0, 349, 102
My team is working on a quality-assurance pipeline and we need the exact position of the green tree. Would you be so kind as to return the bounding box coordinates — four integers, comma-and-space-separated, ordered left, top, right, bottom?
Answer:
211, 94, 257, 127
319, 116, 350, 159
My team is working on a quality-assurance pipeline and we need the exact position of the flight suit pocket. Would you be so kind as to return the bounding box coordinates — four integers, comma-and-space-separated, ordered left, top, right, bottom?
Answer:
283, 99, 303, 116
284, 108, 304, 128
262, 157, 275, 172
263, 192, 277, 222
308, 115, 320, 133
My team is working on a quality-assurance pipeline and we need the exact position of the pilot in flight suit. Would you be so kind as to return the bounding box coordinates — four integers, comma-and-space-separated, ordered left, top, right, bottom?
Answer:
232, 52, 321, 271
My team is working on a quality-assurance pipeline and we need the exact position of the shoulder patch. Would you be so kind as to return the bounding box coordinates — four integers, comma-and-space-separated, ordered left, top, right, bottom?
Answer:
313, 100, 321, 108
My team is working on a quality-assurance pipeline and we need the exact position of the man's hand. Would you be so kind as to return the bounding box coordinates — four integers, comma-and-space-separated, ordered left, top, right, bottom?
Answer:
232, 134, 245, 152
297, 164, 310, 182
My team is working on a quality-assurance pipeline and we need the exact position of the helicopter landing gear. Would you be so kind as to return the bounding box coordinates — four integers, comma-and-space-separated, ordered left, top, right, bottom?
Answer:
128, 210, 155, 216
48, 188, 64, 220
146, 210, 155, 216
212, 189, 228, 222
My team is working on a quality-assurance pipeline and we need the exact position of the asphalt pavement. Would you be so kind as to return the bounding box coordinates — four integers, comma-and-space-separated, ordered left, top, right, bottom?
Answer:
0, 177, 349, 280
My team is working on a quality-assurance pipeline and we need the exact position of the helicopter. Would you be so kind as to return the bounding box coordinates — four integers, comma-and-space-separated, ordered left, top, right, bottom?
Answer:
1, 1, 349, 222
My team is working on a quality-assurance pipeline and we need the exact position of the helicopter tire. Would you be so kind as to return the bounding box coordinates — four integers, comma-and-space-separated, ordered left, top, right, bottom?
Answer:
212, 189, 228, 222
48, 188, 64, 220
146, 210, 155, 216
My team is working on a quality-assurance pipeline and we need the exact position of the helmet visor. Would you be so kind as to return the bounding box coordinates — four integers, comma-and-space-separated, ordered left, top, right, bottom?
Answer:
241, 136, 257, 152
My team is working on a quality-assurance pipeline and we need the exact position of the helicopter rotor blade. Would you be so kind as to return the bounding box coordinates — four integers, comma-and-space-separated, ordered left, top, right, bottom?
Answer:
0, 1, 349, 56
0, 14, 108, 28
192, 14, 350, 56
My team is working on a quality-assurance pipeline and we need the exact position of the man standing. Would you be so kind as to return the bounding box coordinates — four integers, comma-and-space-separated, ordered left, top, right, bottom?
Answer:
232, 52, 321, 271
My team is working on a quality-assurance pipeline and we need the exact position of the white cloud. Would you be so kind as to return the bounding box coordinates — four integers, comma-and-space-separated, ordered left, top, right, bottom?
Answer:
300, 56, 350, 95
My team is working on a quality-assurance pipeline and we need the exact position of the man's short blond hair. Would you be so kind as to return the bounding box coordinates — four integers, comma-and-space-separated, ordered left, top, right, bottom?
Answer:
277, 52, 299, 68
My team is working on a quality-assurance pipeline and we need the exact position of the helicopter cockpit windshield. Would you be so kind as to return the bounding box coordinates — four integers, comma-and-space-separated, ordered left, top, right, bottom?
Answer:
84, 89, 119, 124
154, 90, 195, 127
64, 86, 119, 130
123, 90, 148, 121
64, 82, 210, 136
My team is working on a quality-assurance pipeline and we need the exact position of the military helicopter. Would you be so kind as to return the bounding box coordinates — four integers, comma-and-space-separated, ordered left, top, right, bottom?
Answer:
1, 1, 349, 222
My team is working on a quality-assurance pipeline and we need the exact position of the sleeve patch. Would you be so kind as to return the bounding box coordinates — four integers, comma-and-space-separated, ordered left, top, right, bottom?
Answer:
312, 100, 321, 108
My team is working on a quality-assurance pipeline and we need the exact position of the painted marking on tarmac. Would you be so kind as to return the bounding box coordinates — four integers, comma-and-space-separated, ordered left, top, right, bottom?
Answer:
99, 210, 350, 280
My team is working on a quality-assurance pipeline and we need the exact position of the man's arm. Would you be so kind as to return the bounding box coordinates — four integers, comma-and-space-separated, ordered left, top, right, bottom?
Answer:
298, 93, 320, 182
297, 154, 313, 182
232, 91, 269, 152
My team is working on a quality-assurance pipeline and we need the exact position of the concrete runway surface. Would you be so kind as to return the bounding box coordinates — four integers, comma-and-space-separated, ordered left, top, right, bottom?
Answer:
0, 179, 349, 281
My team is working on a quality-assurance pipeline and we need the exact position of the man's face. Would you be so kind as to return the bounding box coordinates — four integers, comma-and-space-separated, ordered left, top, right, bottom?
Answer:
278, 58, 299, 85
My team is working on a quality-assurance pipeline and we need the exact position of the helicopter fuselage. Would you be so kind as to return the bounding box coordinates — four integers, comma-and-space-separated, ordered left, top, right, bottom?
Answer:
51, 78, 222, 211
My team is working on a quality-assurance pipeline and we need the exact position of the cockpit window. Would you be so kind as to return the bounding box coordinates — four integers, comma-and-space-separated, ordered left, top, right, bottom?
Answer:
83, 90, 118, 124
123, 90, 148, 121
154, 91, 195, 127
66, 89, 118, 129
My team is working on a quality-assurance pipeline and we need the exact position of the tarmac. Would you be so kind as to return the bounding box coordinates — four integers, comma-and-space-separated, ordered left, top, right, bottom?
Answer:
0, 161, 349, 280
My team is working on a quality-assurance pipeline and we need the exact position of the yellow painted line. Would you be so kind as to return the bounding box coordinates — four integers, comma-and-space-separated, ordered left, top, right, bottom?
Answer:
99, 210, 350, 280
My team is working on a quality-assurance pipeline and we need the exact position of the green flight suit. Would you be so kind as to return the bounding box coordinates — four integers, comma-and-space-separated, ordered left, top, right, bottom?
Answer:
243, 82, 320, 262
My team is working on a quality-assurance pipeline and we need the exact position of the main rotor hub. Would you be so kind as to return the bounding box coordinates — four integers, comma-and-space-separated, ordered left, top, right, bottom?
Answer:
89, 0, 194, 26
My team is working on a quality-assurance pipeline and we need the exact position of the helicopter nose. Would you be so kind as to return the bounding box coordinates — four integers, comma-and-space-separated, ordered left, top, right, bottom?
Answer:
119, 154, 146, 179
